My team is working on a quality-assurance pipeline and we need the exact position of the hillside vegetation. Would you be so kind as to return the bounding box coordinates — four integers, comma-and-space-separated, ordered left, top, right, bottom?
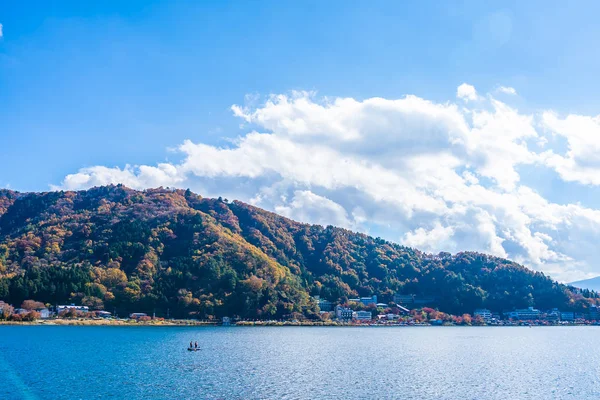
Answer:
0, 186, 595, 319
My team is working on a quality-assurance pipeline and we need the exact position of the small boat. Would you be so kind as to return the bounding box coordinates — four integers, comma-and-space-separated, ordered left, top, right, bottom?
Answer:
188, 347, 200, 352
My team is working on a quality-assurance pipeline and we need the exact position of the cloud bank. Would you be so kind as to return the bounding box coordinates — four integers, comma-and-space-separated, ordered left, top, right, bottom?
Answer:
56, 86, 600, 282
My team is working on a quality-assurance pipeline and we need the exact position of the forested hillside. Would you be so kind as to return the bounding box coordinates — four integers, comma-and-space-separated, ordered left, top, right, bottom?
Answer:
0, 186, 595, 319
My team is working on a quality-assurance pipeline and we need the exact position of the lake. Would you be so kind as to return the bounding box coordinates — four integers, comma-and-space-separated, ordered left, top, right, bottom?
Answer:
1, 326, 599, 399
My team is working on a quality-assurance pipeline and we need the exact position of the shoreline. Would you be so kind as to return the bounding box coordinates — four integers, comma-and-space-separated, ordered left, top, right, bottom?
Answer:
0, 319, 218, 327
0, 319, 595, 327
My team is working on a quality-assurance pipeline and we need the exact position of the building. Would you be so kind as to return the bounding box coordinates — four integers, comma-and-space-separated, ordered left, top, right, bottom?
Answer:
38, 308, 51, 319
339, 308, 353, 320
394, 294, 414, 304
129, 313, 148, 319
474, 309, 492, 321
348, 295, 378, 306
397, 305, 410, 314
318, 299, 333, 312
97, 311, 111, 318
545, 309, 560, 322
222, 317, 231, 326
560, 311, 574, 321
413, 296, 436, 305
507, 307, 540, 320
355, 311, 372, 321
57, 305, 89, 314
590, 305, 599, 320
335, 305, 353, 320
362, 295, 377, 305
96, 311, 112, 318
393, 294, 436, 306
376, 303, 388, 309
360, 295, 377, 306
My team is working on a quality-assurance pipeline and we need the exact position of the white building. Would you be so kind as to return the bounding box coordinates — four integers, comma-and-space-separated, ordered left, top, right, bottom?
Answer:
57, 305, 89, 314
38, 308, 51, 319
360, 296, 377, 306
474, 309, 492, 321
560, 311, 574, 321
355, 311, 372, 321
349, 296, 378, 306
397, 305, 410, 314
96, 311, 112, 319
335, 305, 353, 320
508, 307, 540, 320
546, 309, 560, 322
393, 293, 435, 306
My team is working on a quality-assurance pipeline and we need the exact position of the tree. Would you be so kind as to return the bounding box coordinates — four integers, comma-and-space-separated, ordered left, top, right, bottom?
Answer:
0, 304, 14, 320
21, 311, 40, 321
100, 268, 128, 288
462, 313, 472, 325
82, 296, 104, 310
21, 300, 45, 310
59, 308, 80, 319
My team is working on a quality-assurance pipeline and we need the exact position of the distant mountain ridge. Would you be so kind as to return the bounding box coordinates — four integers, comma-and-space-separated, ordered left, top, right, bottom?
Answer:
569, 276, 600, 292
0, 185, 596, 318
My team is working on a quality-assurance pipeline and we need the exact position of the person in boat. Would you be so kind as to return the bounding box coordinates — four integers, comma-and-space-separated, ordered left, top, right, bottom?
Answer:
194, 341, 198, 349
189, 341, 193, 349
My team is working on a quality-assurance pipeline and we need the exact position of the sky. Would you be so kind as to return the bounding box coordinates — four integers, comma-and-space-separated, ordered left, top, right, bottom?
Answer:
2, 1, 600, 282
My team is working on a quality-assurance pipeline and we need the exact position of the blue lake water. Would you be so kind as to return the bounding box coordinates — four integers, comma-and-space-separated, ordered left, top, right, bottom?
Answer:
1, 325, 600, 399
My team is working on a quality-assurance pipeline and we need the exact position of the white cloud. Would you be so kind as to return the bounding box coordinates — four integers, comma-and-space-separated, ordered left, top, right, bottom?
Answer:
275, 190, 353, 228
540, 112, 600, 185
402, 222, 455, 253
56, 163, 183, 191
467, 99, 538, 189
456, 83, 479, 101
497, 86, 517, 95
54, 87, 600, 282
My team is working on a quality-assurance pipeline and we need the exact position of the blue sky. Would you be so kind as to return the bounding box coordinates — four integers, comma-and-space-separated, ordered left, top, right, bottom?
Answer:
2, 1, 600, 281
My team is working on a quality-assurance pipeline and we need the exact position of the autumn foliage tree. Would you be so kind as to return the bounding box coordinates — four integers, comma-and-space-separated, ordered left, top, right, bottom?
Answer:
21, 311, 40, 321
0, 304, 14, 320
21, 300, 45, 310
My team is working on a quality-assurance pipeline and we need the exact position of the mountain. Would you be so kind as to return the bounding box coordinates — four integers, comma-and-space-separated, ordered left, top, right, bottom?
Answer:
0, 185, 596, 319
570, 277, 600, 292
